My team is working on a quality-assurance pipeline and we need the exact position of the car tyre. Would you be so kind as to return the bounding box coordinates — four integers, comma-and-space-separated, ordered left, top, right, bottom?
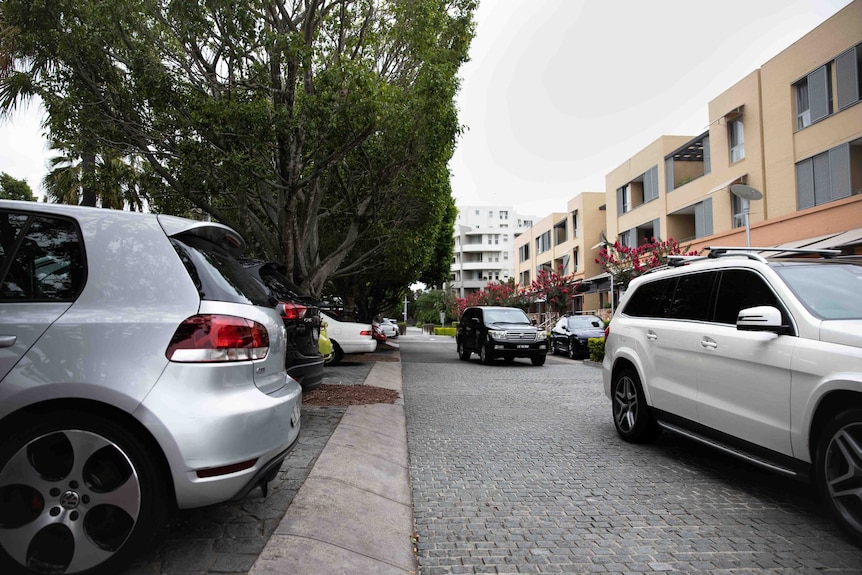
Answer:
531, 355, 546, 366
325, 341, 344, 367
611, 367, 660, 443
567, 339, 578, 360
0, 410, 168, 575
457, 339, 470, 361
479, 340, 494, 364
815, 408, 862, 545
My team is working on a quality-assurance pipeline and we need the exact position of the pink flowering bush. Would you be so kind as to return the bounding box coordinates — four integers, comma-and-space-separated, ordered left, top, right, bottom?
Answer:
595, 237, 697, 290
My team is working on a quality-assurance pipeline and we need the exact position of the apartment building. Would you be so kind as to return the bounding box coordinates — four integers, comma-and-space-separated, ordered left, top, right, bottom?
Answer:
606, 0, 862, 256
513, 192, 606, 312
450, 205, 535, 298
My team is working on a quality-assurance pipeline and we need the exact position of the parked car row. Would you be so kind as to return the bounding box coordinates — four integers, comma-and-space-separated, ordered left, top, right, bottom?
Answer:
0, 200, 383, 575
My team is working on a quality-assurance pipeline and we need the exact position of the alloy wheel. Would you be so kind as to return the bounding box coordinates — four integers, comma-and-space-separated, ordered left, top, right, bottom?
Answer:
0, 429, 142, 574
822, 421, 862, 537
613, 376, 638, 434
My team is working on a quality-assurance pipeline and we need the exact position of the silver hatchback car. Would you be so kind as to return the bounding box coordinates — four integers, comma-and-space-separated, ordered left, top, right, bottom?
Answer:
0, 201, 302, 574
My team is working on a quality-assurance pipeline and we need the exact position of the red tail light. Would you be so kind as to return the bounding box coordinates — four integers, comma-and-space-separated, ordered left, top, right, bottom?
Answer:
360, 330, 372, 336
604, 325, 610, 339
167, 315, 270, 362
277, 302, 307, 321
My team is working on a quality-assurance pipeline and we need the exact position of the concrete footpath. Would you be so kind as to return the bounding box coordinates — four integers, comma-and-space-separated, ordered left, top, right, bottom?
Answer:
248, 355, 416, 574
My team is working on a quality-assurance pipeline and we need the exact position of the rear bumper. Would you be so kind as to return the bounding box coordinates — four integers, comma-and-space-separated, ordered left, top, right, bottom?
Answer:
287, 357, 324, 391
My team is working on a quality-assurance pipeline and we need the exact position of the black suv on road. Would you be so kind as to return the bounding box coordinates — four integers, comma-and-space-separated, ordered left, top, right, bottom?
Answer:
242, 261, 323, 390
456, 306, 548, 366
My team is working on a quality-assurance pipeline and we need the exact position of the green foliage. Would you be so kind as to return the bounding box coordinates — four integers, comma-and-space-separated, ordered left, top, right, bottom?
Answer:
588, 338, 605, 363
1, 0, 477, 303
0, 172, 35, 201
433, 327, 456, 337
414, 289, 455, 325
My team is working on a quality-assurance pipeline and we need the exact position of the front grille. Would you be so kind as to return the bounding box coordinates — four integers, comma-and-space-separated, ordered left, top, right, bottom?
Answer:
502, 330, 537, 343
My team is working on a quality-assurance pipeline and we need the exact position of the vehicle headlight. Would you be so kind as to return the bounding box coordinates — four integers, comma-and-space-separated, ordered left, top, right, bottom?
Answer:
536, 330, 548, 342
488, 329, 507, 340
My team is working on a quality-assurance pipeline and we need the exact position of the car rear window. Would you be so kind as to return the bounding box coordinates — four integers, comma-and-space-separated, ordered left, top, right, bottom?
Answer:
172, 235, 272, 306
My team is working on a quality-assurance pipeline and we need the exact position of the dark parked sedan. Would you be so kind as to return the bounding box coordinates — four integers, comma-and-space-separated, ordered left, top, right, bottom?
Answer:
242, 261, 324, 390
550, 314, 605, 359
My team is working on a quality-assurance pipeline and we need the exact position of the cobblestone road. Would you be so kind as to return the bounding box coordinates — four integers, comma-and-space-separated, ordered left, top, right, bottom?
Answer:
402, 349, 862, 574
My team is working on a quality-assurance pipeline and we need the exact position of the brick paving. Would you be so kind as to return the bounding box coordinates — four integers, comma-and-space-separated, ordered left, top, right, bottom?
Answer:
402, 357, 862, 574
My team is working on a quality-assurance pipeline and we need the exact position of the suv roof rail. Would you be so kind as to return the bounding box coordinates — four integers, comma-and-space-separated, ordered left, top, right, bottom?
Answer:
706, 246, 841, 259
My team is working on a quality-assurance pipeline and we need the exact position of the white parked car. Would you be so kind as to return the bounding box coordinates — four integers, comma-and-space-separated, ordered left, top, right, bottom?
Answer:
602, 246, 862, 544
374, 318, 399, 338
320, 311, 377, 365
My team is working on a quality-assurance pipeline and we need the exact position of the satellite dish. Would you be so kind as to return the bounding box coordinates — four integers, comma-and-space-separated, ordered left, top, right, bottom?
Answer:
730, 184, 763, 201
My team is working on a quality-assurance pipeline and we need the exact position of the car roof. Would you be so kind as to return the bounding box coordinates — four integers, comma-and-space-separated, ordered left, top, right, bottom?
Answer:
0, 200, 246, 257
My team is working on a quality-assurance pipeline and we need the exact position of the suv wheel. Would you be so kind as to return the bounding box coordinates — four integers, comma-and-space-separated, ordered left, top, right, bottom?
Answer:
531, 355, 546, 366
611, 367, 660, 443
567, 339, 577, 360
815, 408, 862, 544
479, 341, 493, 364
0, 410, 168, 575
457, 339, 470, 361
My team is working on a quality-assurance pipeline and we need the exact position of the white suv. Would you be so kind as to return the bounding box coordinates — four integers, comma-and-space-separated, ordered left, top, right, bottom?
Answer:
602, 247, 862, 544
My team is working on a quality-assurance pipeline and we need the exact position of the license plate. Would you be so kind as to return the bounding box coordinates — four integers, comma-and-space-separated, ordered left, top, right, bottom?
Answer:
517, 344, 530, 349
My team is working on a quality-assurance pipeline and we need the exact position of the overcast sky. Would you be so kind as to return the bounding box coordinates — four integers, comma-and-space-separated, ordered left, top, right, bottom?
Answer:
0, 0, 853, 214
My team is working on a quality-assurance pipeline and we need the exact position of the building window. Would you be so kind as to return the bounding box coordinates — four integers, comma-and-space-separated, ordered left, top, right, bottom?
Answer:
796, 141, 858, 209
694, 198, 714, 238
536, 231, 551, 254
499, 210, 508, 220
643, 166, 659, 203
837, 44, 862, 111
488, 211, 494, 218
571, 211, 579, 238
519, 244, 530, 262
475, 210, 479, 215
731, 194, 746, 229
617, 185, 631, 215
795, 64, 832, 130
729, 119, 745, 163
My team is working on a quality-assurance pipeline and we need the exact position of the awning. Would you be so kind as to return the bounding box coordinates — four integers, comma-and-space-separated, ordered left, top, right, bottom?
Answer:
758, 227, 862, 257
708, 174, 747, 194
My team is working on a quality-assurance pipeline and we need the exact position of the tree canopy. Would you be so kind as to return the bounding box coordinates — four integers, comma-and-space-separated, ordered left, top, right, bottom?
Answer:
0, 0, 475, 306
0, 171, 35, 201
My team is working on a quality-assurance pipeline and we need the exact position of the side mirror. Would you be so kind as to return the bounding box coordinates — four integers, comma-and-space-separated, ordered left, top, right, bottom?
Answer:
737, 306, 791, 334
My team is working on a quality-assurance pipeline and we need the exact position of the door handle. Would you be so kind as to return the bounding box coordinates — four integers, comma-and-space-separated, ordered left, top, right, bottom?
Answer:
0, 335, 17, 348
646, 331, 657, 341
701, 338, 717, 349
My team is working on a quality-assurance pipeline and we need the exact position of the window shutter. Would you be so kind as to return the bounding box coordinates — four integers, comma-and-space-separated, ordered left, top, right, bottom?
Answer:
617, 187, 625, 215
796, 159, 815, 209
703, 198, 713, 237
808, 66, 830, 123
813, 152, 832, 205
645, 166, 659, 202
652, 218, 660, 242
829, 144, 851, 200
703, 136, 711, 175
694, 203, 704, 238
665, 158, 674, 193
836, 47, 860, 110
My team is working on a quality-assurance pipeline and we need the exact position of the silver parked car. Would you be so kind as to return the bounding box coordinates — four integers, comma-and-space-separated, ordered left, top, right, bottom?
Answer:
0, 201, 302, 574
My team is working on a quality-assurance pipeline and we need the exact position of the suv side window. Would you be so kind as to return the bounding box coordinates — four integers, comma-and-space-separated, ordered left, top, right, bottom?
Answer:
713, 269, 786, 325
0, 212, 85, 302
622, 277, 675, 318
665, 272, 716, 321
